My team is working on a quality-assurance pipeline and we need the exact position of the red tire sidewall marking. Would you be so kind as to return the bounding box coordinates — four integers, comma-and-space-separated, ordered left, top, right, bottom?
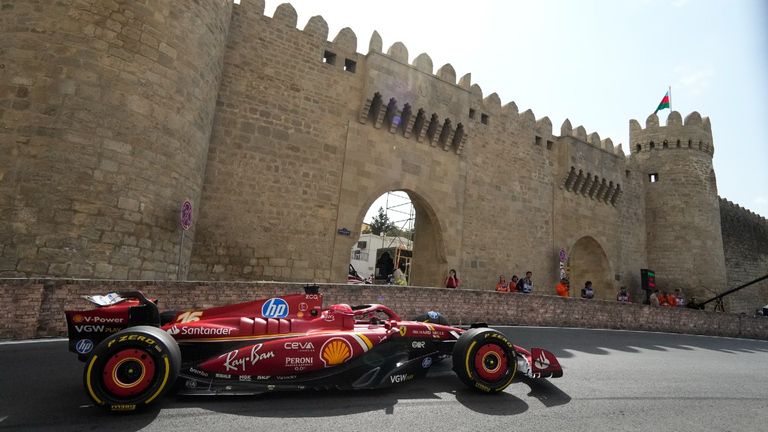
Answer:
474, 343, 508, 382
102, 348, 156, 398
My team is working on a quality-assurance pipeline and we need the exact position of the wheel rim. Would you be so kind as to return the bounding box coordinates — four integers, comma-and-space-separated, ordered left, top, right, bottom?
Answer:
102, 349, 156, 398
474, 343, 508, 382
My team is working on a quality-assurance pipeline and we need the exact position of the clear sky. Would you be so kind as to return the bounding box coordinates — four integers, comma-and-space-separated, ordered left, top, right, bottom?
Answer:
261, 0, 768, 220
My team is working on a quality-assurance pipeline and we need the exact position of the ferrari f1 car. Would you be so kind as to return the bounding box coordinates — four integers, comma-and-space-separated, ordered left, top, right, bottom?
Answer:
65, 286, 563, 411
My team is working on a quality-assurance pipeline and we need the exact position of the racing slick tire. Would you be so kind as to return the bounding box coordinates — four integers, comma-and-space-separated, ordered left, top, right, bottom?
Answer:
452, 327, 517, 393
83, 325, 181, 411
412, 310, 449, 325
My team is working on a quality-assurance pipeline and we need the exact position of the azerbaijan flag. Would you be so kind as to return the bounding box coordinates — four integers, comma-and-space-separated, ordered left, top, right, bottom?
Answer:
655, 90, 670, 114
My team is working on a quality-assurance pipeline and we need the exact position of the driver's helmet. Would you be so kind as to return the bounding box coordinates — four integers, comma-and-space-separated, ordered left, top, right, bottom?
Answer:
328, 303, 353, 313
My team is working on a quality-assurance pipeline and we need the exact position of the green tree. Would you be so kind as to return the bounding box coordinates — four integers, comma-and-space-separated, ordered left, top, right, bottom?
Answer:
390, 226, 414, 239
369, 207, 396, 236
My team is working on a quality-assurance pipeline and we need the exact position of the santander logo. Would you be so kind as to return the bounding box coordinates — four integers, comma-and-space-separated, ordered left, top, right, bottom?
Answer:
167, 324, 233, 336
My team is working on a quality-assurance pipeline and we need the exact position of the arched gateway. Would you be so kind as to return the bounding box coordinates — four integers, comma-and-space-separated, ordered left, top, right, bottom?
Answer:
333, 187, 449, 287
568, 237, 614, 300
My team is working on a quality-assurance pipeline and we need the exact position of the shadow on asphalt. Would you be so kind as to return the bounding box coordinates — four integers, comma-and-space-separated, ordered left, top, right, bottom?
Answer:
0, 342, 163, 431
169, 364, 569, 418
521, 376, 571, 407
498, 326, 768, 359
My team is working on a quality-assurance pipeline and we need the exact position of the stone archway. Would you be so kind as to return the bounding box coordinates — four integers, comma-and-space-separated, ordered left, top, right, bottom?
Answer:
342, 188, 446, 287
569, 236, 613, 300
407, 191, 446, 286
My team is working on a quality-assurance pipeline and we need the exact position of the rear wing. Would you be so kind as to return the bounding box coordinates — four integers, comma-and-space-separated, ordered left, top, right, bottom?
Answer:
64, 291, 160, 361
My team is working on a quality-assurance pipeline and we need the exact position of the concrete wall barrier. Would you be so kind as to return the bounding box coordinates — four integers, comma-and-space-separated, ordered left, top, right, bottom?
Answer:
1, 279, 766, 341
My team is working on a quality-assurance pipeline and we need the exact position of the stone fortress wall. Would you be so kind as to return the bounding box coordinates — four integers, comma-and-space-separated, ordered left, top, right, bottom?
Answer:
1, 0, 765, 314
719, 200, 768, 312
0, 0, 233, 279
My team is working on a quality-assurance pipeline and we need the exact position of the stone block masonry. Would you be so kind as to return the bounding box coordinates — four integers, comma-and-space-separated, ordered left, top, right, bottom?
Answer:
1, 0, 233, 281
1, 279, 765, 341
719, 199, 768, 313
1, 1, 765, 316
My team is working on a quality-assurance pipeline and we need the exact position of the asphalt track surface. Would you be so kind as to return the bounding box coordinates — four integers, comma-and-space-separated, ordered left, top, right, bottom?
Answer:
1, 327, 767, 432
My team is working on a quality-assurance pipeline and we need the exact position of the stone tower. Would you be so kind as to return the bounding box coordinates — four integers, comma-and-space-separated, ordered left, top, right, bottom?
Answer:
629, 111, 727, 301
0, 0, 232, 279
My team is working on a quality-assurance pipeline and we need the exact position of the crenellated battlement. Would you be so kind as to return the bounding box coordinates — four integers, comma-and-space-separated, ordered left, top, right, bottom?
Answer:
364, 33, 629, 159
719, 197, 768, 227
629, 111, 714, 157
233, 1, 360, 54
560, 119, 625, 157
235, 0, 624, 157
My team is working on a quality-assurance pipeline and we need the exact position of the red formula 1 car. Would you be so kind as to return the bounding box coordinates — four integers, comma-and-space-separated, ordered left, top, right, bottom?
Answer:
65, 286, 563, 411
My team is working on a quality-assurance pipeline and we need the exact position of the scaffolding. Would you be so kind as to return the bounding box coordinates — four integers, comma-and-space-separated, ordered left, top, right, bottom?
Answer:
373, 191, 415, 283
382, 191, 415, 249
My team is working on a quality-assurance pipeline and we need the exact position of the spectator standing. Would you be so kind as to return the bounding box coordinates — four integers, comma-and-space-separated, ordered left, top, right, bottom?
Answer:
510, 275, 519, 291
674, 288, 686, 307
517, 271, 534, 294
555, 278, 570, 297
393, 264, 407, 286
581, 281, 595, 299
649, 289, 660, 307
659, 291, 673, 307
617, 286, 631, 303
444, 269, 460, 289
495, 275, 509, 293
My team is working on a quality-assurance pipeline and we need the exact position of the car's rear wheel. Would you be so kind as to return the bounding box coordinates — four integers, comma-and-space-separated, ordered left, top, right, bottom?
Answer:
83, 326, 180, 411
452, 328, 517, 393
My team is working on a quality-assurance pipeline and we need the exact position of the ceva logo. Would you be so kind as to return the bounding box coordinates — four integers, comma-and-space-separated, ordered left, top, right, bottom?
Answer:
262, 298, 289, 319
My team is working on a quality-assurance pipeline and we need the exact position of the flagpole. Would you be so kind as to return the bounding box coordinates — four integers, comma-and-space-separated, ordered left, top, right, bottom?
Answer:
669, 85, 671, 111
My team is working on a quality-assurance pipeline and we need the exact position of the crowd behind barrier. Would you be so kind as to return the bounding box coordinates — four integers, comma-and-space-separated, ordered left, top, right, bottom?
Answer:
1, 279, 767, 341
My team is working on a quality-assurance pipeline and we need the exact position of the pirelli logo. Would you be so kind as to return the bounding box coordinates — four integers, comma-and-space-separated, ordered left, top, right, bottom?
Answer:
108, 334, 156, 348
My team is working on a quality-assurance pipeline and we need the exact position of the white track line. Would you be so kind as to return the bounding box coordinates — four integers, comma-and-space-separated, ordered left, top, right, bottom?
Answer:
493, 325, 768, 343
0, 338, 67, 346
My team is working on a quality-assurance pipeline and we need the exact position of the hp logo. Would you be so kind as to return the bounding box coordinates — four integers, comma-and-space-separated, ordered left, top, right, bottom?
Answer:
262, 298, 289, 318
75, 339, 94, 354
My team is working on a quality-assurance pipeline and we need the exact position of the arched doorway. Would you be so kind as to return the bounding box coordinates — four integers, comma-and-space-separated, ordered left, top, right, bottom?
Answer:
349, 189, 445, 287
568, 237, 613, 300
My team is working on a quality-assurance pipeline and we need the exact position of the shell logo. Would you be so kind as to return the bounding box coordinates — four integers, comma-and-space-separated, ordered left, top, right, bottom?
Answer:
72, 315, 84, 323
320, 337, 352, 367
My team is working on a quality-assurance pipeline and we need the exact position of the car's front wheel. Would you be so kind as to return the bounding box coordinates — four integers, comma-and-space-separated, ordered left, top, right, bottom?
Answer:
452, 327, 517, 393
83, 325, 180, 411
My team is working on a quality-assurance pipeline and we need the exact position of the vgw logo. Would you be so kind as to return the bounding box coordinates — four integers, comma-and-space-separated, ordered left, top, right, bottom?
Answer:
262, 298, 289, 319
